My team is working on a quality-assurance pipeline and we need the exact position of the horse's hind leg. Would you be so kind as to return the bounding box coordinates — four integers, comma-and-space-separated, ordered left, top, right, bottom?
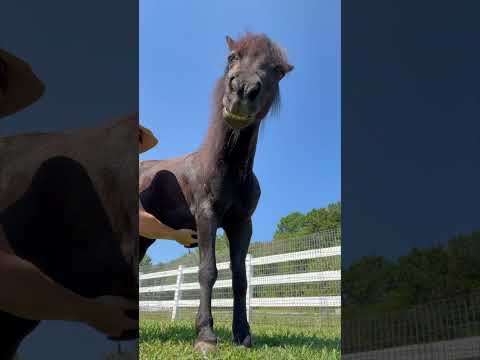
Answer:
224, 218, 252, 347
194, 210, 218, 353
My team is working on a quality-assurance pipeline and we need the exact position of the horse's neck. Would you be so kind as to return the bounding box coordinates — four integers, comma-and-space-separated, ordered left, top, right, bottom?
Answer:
201, 110, 260, 180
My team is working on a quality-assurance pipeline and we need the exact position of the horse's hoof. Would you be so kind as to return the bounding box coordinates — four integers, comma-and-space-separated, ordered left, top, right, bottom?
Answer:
233, 334, 252, 348
194, 340, 217, 355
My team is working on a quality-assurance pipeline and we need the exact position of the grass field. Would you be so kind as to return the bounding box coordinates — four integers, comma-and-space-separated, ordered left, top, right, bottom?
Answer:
140, 314, 340, 360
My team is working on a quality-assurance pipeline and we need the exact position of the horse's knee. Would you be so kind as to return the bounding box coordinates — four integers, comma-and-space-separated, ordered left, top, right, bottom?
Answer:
198, 262, 217, 288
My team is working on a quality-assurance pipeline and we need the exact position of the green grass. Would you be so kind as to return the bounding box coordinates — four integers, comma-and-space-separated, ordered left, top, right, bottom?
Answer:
140, 317, 340, 360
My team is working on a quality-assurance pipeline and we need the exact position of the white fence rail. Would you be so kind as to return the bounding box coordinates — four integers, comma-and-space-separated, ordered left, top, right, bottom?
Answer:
140, 246, 341, 321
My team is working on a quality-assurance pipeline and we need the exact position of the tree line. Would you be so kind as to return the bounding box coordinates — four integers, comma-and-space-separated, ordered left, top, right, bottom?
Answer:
343, 229, 480, 318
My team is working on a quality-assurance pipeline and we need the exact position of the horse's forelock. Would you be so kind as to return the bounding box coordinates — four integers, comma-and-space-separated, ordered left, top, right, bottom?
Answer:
233, 33, 290, 68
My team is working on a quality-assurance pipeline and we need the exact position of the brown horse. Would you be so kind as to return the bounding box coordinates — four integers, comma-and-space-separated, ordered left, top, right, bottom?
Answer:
0, 115, 139, 359
139, 33, 293, 352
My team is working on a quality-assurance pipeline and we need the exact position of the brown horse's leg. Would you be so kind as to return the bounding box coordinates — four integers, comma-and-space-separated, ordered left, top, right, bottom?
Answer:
225, 218, 252, 347
194, 210, 218, 352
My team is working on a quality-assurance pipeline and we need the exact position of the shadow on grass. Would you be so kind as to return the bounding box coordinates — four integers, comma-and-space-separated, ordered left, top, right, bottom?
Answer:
140, 321, 340, 351
250, 331, 339, 350
140, 322, 197, 344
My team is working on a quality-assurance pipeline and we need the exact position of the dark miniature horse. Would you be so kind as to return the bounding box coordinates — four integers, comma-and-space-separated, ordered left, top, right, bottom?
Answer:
0, 115, 139, 359
139, 33, 293, 352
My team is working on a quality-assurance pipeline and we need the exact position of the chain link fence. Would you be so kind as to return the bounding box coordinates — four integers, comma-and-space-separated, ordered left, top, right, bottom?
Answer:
343, 290, 480, 358
140, 228, 341, 328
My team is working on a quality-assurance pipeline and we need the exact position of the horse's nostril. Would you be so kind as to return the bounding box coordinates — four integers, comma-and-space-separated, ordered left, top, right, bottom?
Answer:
247, 82, 261, 101
229, 76, 235, 91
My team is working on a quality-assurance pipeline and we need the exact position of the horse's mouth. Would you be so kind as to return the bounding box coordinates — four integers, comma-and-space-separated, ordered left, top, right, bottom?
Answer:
222, 107, 254, 129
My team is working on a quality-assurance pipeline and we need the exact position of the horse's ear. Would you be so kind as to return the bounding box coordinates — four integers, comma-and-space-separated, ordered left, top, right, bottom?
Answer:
226, 36, 236, 51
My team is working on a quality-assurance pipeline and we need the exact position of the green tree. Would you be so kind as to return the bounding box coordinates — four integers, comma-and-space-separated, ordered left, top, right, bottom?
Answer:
446, 231, 480, 294
343, 256, 396, 307
274, 202, 341, 240
304, 202, 341, 233
275, 212, 307, 237
343, 229, 480, 318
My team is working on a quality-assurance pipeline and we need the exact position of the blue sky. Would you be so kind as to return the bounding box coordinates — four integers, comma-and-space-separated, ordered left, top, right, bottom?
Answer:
140, 0, 340, 264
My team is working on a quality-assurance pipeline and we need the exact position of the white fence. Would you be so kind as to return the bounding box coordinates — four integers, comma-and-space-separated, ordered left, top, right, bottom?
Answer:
140, 245, 341, 322
343, 289, 480, 357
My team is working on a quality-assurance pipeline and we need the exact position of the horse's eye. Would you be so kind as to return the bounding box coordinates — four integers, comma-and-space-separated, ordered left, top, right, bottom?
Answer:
228, 53, 239, 64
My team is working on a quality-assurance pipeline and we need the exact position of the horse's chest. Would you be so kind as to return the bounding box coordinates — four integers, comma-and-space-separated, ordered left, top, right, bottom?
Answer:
209, 181, 251, 219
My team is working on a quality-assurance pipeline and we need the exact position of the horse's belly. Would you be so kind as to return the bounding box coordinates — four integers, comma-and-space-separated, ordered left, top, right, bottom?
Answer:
139, 170, 196, 232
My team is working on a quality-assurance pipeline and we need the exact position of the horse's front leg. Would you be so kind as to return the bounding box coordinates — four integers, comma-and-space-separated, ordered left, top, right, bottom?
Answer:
224, 218, 252, 347
194, 207, 218, 352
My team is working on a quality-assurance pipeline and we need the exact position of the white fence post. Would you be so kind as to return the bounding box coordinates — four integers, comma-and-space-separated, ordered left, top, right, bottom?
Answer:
245, 254, 253, 323
171, 265, 184, 321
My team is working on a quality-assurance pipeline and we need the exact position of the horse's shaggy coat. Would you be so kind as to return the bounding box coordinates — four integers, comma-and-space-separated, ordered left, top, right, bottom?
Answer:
139, 33, 293, 351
